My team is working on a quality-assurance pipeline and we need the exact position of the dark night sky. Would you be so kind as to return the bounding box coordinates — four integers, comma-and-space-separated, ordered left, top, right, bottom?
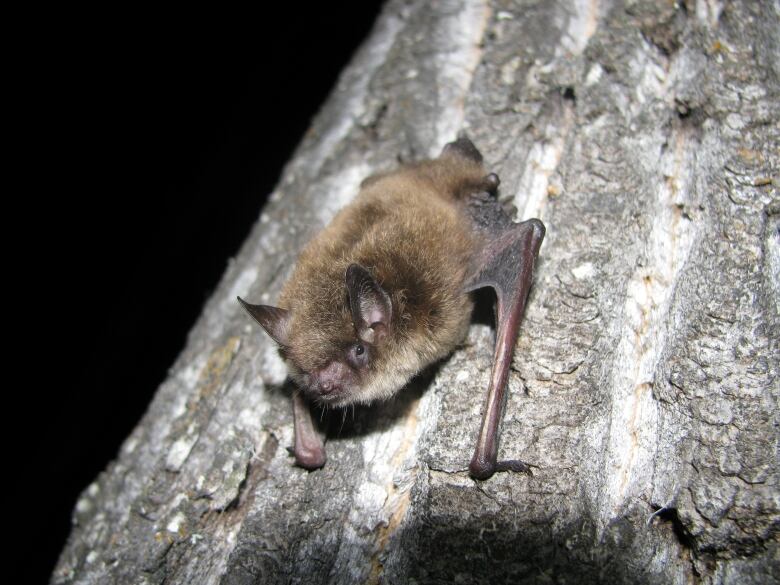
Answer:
22, 6, 384, 581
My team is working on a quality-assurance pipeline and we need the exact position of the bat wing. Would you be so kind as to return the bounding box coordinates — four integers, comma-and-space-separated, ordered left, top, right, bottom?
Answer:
463, 185, 545, 479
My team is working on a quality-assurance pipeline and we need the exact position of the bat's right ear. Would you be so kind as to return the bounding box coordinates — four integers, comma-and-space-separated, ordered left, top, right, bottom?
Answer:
345, 264, 392, 345
237, 297, 291, 346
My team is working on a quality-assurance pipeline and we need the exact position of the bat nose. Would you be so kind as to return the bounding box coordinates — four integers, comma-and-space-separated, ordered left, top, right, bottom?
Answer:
314, 361, 350, 397
319, 380, 341, 395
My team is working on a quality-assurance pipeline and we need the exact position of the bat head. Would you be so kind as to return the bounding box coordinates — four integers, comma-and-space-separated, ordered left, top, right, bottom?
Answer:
238, 263, 425, 407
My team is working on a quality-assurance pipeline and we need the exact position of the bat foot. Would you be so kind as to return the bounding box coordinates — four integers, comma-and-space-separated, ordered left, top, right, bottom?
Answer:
495, 459, 535, 476
469, 459, 495, 480
469, 457, 535, 479
466, 174, 501, 204
468, 191, 494, 205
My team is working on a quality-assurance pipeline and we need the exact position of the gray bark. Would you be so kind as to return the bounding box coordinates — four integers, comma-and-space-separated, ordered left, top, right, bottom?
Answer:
53, 1, 779, 583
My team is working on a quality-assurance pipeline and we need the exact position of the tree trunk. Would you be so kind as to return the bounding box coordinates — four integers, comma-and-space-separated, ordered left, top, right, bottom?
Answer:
53, 1, 779, 583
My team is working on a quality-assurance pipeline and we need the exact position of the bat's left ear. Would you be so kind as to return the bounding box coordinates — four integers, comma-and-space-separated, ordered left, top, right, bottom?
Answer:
237, 297, 291, 346
345, 263, 392, 345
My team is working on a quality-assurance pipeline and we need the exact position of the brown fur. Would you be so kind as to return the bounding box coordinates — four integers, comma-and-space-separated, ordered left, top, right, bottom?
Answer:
278, 153, 487, 405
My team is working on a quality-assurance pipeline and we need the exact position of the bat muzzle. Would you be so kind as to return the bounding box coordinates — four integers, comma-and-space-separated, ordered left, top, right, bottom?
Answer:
307, 360, 356, 403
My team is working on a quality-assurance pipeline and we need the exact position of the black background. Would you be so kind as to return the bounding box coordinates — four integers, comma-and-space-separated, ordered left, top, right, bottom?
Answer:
23, 6, 383, 581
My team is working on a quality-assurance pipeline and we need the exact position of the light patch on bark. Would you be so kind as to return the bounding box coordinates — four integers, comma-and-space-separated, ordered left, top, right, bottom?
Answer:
223, 266, 258, 313
628, 49, 668, 116
572, 262, 595, 280
327, 392, 429, 581
175, 352, 209, 390
766, 215, 780, 313
166, 423, 199, 471
432, 0, 491, 152
304, 12, 405, 177
561, 0, 600, 56
515, 105, 574, 222
259, 342, 287, 386
695, 0, 724, 28
314, 161, 375, 225
600, 124, 698, 526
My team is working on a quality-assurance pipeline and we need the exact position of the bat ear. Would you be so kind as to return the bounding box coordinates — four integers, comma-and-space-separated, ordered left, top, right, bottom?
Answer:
237, 297, 291, 346
441, 132, 483, 163
345, 264, 392, 345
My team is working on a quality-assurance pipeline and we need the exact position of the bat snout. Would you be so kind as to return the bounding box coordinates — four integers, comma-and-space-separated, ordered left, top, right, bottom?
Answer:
308, 360, 356, 402
318, 380, 342, 396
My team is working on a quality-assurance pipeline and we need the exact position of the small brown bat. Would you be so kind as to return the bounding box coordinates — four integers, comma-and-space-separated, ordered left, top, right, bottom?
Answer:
239, 135, 544, 479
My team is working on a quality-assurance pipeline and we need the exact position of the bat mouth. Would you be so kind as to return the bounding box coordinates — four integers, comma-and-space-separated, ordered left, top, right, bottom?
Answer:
300, 360, 357, 405
302, 383, 354, 408
313, 382, 345, 399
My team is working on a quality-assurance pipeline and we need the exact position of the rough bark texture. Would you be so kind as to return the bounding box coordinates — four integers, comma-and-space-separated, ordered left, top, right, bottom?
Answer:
54, 1, 779, 583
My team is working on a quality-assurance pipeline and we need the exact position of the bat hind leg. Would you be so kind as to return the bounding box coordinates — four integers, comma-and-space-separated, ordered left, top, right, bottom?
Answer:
471, 458, 534, 480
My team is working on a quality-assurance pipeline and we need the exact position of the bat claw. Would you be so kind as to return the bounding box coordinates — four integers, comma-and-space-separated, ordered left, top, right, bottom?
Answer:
501, 200, 518, 217
495, 459, 535, 476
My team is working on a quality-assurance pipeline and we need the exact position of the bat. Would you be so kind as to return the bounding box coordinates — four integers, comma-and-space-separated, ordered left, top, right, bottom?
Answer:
238, 135, 545, 479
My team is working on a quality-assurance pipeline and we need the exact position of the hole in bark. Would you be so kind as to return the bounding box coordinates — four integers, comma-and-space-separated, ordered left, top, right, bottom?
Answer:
366, 102, 388, 137
651, 507, 695, 550
676, 104, 693, 119
562, 86, 576, 102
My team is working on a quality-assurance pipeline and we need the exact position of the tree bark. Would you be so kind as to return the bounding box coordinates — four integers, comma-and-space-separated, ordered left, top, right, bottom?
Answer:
53, 1, 779, 583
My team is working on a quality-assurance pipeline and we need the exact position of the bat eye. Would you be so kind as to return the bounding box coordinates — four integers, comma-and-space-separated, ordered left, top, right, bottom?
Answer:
347, 343, 369, 369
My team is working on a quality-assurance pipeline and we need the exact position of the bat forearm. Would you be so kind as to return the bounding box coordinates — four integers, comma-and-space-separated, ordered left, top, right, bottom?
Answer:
469, 299, 522, 478
292, 392, 326, 470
